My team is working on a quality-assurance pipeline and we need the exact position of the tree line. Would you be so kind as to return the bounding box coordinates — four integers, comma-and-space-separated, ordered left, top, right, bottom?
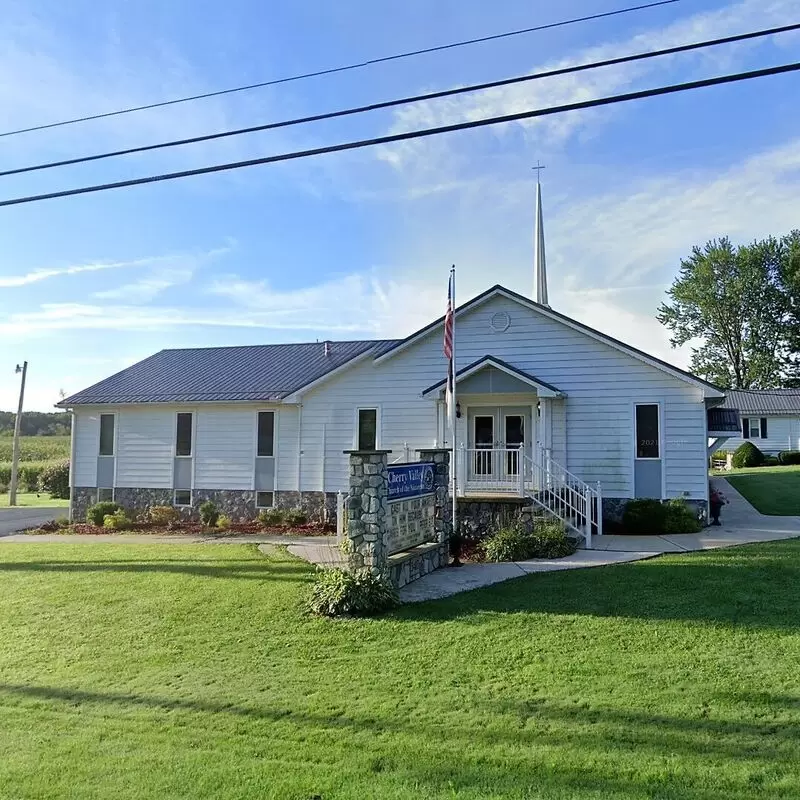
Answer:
658, 230, 800, 389
0, 411, 71, 437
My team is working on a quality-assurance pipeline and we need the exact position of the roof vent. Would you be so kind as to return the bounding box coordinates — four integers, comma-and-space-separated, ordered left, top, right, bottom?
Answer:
323, 341, 331, 357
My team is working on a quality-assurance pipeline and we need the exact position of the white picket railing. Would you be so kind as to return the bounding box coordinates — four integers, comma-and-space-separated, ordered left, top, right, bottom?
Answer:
456, 444, 602, 548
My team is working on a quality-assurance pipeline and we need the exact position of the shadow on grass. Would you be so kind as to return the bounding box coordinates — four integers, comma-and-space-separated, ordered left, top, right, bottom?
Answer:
0, 558, 313, 580
1, 682, 797, 798
395, 540, 800, 630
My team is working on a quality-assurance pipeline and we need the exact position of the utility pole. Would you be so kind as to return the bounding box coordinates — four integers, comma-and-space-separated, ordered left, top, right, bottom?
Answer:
8, 361, 28, 507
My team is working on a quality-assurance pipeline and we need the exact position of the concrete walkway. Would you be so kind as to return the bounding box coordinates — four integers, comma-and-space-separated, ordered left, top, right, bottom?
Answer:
593, 477, 800, 553
0, 507, 66, 536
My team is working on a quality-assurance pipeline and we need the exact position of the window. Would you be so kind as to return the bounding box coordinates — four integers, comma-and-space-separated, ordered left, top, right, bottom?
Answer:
97, 488, 114, 502
175, 413, 193, 457
174, 489, 192, 507
357, 408, 378, 451
256, 491, 274, 509
745, 417, 766, 439
257, 412, 275, 457
99, 414, 115, 456
635, 404, 660, 459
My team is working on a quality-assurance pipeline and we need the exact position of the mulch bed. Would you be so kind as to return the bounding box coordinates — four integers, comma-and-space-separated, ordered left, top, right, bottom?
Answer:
30, 520, 333, 536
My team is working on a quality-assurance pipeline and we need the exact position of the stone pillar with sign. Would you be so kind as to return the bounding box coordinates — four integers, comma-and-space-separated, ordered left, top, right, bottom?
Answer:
343, 449, 451, 587
344, 450, 391, 573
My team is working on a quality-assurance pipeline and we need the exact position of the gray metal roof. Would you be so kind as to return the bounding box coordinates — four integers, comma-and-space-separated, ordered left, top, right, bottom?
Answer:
60, 340, 399, 406
719, 389, 800, 416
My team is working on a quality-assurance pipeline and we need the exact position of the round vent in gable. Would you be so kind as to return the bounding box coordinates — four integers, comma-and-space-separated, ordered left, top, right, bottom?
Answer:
490, 311, 511, 332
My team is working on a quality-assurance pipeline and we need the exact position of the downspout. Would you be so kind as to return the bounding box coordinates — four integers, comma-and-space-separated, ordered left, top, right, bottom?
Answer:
68, 409, 77, 523
321, 422, 327, 494
296, 403, 303, 497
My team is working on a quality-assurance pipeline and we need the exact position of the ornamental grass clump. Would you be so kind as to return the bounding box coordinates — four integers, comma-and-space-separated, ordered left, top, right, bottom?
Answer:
307, 568, 398, 617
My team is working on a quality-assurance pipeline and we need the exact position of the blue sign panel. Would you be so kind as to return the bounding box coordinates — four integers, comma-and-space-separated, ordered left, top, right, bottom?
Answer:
387, 462, 436, 503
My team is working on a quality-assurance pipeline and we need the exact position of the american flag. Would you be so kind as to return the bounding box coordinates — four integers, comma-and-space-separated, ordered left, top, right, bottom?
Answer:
444, 270, 455, 441
444, 273, 454, 361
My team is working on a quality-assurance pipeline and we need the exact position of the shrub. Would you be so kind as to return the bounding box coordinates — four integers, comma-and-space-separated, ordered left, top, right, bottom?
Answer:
307, 568, 398, 617
259, 508, 286, 527
199, 500, 219, 528
38, 459, 70, 499
763, 455, 780, 467
621, 499, 668, 535
483, 520, 577, 562
103, 508, 132, 530
731, 441, 764, 469
778, 450, 800, 465
663, 498, 702, 534
284, 507, 308, 526
147, 505, 181, 528
55, 516, 70, 529
87, 500, 120, 526
216, 514, 232, 530
531, 521, 577, 558
483, 525, 533, 562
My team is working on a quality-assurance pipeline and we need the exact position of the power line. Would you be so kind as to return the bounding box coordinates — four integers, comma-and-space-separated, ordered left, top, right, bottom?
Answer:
0, 60, 797, 209
3, 21, 796, 180
0, 0, 680, 140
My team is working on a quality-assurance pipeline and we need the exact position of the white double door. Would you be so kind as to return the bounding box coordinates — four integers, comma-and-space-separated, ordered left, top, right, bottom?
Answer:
467, 406, 532, 483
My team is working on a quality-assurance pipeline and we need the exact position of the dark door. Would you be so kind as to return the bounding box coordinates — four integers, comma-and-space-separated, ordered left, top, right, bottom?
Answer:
504, 414, 524, 476
473, 415, 494, 476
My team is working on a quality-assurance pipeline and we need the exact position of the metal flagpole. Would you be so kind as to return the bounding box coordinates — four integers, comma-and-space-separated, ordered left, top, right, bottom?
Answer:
450, 266, 457, 544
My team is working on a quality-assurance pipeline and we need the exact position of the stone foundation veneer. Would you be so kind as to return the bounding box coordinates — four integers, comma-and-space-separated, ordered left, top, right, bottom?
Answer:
70, 487, 337, 523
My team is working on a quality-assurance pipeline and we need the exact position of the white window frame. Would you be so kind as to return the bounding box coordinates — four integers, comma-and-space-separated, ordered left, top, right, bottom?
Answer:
256, 491, 275, 509
173, 489, 193, 507
256, 410, 276, 458
97, 487, 115, 503
354, 406, 381, 450
747, 417, 763, 439
634, 402, 662, 461
175, 411, 194, 458
99, 412, 116, 456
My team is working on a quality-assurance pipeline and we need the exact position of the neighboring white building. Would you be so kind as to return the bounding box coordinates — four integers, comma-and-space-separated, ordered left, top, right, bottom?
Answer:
714, 389, 800, 455
59, 185, 730, 530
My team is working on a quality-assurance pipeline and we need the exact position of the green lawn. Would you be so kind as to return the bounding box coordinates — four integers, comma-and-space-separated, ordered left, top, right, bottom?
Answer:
722, 465, 800, 515
0, 491, 69, 508
1, 542, 800, 799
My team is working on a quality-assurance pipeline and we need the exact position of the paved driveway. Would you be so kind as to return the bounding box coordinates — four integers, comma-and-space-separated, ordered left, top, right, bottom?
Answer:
0, 507, 61, 536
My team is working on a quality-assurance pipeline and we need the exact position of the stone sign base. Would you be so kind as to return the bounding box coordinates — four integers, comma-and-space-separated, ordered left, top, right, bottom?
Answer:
387, 542, 449, 588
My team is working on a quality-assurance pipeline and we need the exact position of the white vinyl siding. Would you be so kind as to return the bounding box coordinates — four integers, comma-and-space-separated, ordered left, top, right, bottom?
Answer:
719, 416, 800, 455
115, 410, 174, 488
276, 405, 299, 491
72, 411, 100, 486
299, 294, 709, 499
194, 409, 256, 490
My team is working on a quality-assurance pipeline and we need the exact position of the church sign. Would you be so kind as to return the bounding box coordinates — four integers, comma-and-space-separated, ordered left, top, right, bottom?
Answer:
386, 462, 435, 503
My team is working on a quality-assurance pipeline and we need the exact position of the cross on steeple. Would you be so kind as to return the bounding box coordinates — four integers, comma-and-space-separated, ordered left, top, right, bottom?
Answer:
532, 161, 546, 182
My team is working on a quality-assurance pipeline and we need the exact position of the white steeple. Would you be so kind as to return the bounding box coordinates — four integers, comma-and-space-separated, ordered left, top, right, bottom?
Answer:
534, 168, 549, 307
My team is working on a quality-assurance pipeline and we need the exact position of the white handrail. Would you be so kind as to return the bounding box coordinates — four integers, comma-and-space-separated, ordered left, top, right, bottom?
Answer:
524, 451, 597, 549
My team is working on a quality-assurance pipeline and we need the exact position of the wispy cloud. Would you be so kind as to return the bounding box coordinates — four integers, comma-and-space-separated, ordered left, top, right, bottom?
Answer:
89, 244, 232, 302
377, 0, 799, 171
91, 268, 196, 302
0, 255, 176, 288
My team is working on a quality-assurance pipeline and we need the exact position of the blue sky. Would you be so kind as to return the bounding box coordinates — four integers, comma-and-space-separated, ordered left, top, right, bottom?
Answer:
1, 0, 799, 409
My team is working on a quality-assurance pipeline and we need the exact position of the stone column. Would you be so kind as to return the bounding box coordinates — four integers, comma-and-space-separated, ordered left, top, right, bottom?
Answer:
417, 448, 452, 545
344, 450, 391, 574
